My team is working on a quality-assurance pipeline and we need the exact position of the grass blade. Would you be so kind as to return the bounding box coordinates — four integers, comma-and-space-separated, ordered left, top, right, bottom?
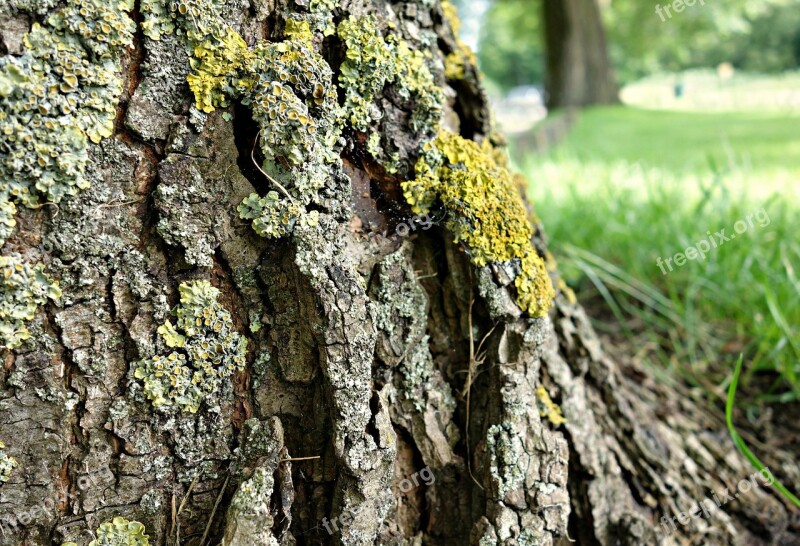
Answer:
726, 354, 800, 507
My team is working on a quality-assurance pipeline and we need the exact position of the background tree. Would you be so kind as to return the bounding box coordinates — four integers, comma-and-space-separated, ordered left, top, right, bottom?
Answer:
479, 0, 800, 93
0, 1, 797, 546
541, 0, 618, 108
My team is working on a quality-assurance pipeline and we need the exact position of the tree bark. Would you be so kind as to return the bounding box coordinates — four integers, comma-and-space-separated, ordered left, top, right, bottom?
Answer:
542, 0, 618, 109
0, 1, 797, 546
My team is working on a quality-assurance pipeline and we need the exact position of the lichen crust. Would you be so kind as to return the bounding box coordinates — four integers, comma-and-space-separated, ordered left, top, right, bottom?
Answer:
0, 0, 133, 347
401, 129, 555, 317
62, 516, 150, 546
0, 440, 17, 483
133, 280, 247, 413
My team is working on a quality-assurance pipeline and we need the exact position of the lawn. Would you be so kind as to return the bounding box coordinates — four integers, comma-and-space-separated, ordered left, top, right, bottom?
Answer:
517, 104, 800, 404
541, 105, 800, 177
621, 69, 800, 114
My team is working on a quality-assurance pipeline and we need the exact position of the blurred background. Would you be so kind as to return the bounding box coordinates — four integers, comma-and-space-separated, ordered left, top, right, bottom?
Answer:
456, 0, 800, 418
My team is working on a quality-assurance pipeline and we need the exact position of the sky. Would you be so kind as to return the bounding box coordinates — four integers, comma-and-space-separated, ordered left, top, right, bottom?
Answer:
453, 0, 490, 51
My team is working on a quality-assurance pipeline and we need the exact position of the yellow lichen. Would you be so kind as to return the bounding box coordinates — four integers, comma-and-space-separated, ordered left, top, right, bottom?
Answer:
441, 0, 479, 81
185, 27, 250, 113
170, 2, 342, 237
445, 48, 477, 81
402, 129, 554, 317
174, 0, 252, 114
62, 516, 150, 546
133, 281, 247, 413
337, 15, 443, 134
557, 278, 577, 305
535, 385, 566, 426
441, 0, 461, 32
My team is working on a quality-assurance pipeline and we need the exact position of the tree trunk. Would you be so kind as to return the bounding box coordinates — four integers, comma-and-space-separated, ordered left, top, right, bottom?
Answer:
0, 1, 796, 546
542, 0, 618, 109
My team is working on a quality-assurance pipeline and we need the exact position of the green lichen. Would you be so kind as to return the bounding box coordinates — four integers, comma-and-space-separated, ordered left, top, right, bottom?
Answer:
232, 18, 342, 236
300, 0, 338, 36
337, 15, 443, 134
133, 280, 247, 413
402, 129, 554, 317
140, 0, 174, 41
0, 440, 17, 483
49, 0, 134, 57
486, 423, 525, 498
238, 192, 319, 239
0, 254, 62, 349
241, 21, 342, 198
0, 0, 132, 347
62, 517, 150, 546
1, 0, 59, 15
0, 0, 133, 207
166, 2, 342, 238
0, 200, 17, 245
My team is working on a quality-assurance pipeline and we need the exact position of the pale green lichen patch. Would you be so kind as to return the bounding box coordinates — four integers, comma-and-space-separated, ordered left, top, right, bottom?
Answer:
486, 423, 525, 499
238, 192, 320, 239
0, 0, 133, 208
337, 15, 443, 134
133, 280, 246, 413
298, 0, 338, 37
0, 200, 17, 245
232, 19, 342, 235
62, 517, 150, 546
242, 21, 342, 198
167, 2, 342, 238
402, 129, 554, 317
0, 0, 132, 347
0, 440, 17, 483
0, 254, 62, 349
48, 0, 134, 57
140, 0, 174, 41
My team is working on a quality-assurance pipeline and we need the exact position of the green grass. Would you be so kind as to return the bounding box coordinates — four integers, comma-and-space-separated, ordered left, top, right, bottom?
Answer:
539, 106, 800, 176
518, 105, 800, 403
727, 355, 800, 507
621, 69, 800, 114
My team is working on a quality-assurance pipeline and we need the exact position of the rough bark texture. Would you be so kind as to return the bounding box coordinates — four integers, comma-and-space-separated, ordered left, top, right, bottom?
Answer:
0, 1, 797, 546
542, 0, 618, 109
